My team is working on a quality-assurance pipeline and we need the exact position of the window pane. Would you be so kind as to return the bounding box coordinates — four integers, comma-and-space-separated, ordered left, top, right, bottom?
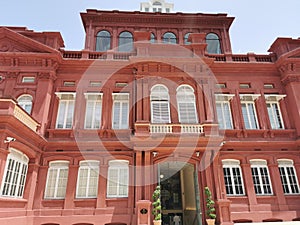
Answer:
118, 32, 133, 52
96, 30, 111, 51
206, 33, 221, 54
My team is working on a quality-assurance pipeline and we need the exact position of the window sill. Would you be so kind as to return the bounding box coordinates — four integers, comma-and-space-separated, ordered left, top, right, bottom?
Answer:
0, 197, 27, 207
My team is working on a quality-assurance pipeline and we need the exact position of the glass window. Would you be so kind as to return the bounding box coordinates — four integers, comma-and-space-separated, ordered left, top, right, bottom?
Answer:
17, 95, 33, 114
107, 160, 129, 198
250, 160, 273, 195
112, 93, 129, 129
215, 94, 234, 129
162, 32, 177, 44
76, 160, 100, 198
240, 94, 260, 129
184, 33, 191, 45
206, 33, 221, 54
222, 160, 245, 196
55, 93, 75, 129
44, 161, 69, 199
150, 33, 156, 43
84, 93, 102, 129
96, 30, 111, 52
176, 85, 198, 124
265, 95, 285, 129
151, 85, 171, 123
118, 31, 133, 52
0, 149, 29, 198
278, 159, 300, 195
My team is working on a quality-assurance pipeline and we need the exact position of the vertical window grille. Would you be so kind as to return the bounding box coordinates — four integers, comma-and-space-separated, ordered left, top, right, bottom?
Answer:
76, 160, 100, 198
0, 149, 29, 198
44, 161, 69, 199
112, 93, 129, 129
177, 85, 198, 124
222, 160, 245, 196
250, 160, 273, 195
84, 93, 102, 129
150, 85, 170, 123
215, 94, 234, 129
240, 94, 260, 129
107, 160, 129, 198
17, 95, 33, 114
265, 95, 286, 129
278, 159, 300, 194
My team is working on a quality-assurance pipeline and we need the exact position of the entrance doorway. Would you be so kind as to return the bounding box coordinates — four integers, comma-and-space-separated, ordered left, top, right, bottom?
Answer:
159, 162, 202, 225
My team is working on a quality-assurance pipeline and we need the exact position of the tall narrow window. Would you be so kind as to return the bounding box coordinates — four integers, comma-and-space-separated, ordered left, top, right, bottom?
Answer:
112, 93, 129, 129
84, 93, 102, 129
55, 93, 75, 129
206, 33, 221, 54
184, 33, 191, 45
150, 33, 156, 43
162, 32, 177, 44
240, 94, 260, 129
265, 94, 285, 129
107, 160, 129, 198
44, 161, 69, 199
151, 85, 170, 123
176, 85, 198, 123
17, 95, 33, 114
0, 149, 28, 198
278, 159, 300, 194
250, 160, 273, 195
222, 160, 245, 196
76, 160, 100, 198
118, 31, 133, 52
215, 94, 234, 129
96, 30, 111, 52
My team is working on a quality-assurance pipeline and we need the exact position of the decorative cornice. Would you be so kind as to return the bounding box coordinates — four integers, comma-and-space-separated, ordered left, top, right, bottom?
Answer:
281, 75, 300, 86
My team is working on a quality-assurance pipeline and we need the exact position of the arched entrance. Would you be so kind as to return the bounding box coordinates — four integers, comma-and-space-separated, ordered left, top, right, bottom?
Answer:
158, 161, 202, 225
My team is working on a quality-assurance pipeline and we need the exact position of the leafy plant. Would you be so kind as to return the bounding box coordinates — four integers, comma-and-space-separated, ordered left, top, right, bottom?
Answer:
152, 185, 162, 221
204, 186, 216, 219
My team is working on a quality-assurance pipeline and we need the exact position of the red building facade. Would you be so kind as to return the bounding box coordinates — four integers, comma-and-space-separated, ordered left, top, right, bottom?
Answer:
0, 8, 300, 225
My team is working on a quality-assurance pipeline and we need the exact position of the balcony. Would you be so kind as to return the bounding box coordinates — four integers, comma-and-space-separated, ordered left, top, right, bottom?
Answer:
0, 99, 39, 132
135, 123, 218, 136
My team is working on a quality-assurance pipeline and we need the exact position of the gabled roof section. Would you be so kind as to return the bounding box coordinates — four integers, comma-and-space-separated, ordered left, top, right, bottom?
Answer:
0, 27, 60, 54
268, 37, 300, 59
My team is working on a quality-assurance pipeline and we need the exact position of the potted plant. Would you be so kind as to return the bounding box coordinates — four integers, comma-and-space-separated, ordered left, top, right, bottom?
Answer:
204, 186, 216, 225
152, 185, 162, 225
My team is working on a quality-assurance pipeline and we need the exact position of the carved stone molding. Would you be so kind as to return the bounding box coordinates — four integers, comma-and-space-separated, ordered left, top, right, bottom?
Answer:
37, 71, 57, 81
281, 75, 300, 86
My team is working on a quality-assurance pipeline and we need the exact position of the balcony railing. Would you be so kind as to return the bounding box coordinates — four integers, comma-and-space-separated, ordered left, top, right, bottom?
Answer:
0, 99, 39, 132
180, 124, 204, 134
150, 124, 173, 133
136, 123, 205, 134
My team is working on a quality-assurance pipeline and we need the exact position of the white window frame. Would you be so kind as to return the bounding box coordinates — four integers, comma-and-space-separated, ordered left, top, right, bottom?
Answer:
176, 85, 198, 124
278, 159, 300, 195
44, 161, 69, 199
265, 94, 286, 129
222, 159, 245, 196
0, 148, 29, 198
112, 93, 129, 129
84, 93, 103, 129
250, 160, 273, 195
150, 85, 171, 124
107, 160, 129, 198
240, 94, 260, 129
215, 94, 234, 129
55, 92, 76, 129
17, 94, 33, 114
76, 160, 100, 198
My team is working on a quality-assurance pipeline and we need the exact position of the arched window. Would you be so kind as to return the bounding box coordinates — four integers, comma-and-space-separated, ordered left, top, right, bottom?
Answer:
222, 159, 245, 196
118, 31, 133, 52
150, 85, 170, 123
150, 33, 156, 43
0, 148, 29, 198
107, 160, 129, 198
76, 160, 100, 198
17, 94, 33, 114
176, 85, 198, 123
184, 33, 191, 45
162, 32, 177, 44
96, 30, 111, 52
206, 33, 221, 54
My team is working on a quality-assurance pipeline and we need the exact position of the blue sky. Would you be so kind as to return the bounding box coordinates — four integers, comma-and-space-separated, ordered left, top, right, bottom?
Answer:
1, 0, 299, 53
